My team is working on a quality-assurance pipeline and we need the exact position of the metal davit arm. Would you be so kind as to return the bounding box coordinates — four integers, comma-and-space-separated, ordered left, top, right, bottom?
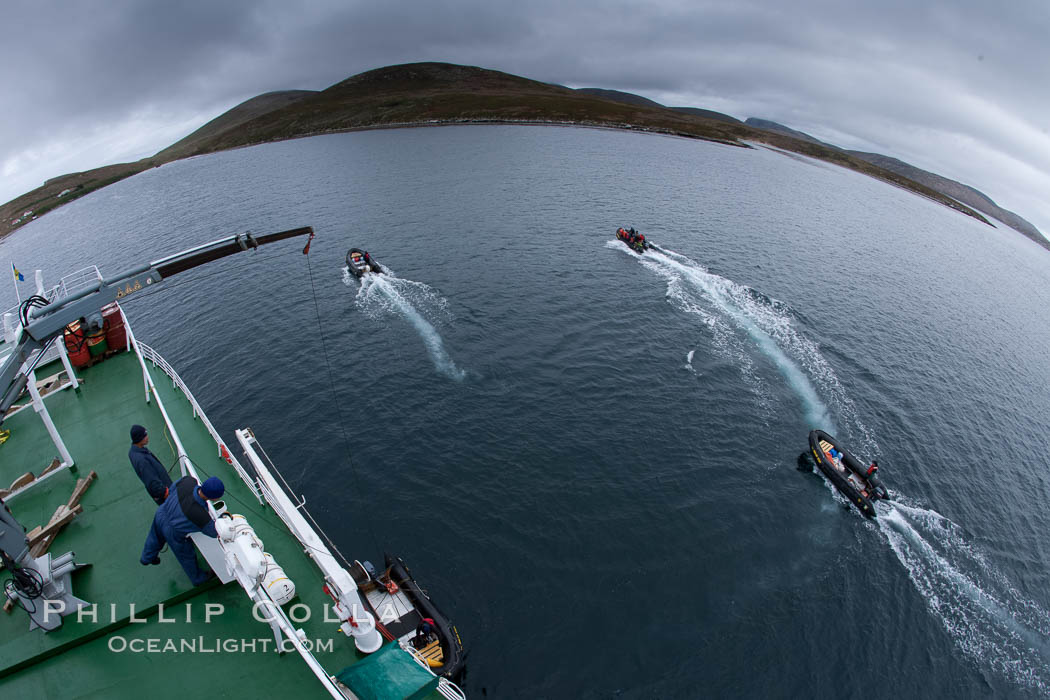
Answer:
234, 428, 384, 653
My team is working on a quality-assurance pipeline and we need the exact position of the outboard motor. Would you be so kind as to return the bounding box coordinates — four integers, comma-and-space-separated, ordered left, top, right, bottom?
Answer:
347, 559, 376, 588
865, 462, 888, 500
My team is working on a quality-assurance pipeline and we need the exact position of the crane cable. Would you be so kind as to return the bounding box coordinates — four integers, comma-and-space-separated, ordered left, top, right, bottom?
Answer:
302, 239, 383, 556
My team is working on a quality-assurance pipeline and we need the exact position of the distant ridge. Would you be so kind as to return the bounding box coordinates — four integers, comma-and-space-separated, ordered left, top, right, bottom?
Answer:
671, 107, 742, 125
3, 61, 1043, 250
157, 90, 318, 160
744, 118, 834, 147
844, 151, 1044, 245
744, 117, 1045, 247
575, 88, 742, 124
118, 62, 759, 160
574, 87, 665, 108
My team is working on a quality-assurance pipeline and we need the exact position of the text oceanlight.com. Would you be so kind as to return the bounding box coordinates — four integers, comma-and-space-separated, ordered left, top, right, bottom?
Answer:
108, 637, 335, 654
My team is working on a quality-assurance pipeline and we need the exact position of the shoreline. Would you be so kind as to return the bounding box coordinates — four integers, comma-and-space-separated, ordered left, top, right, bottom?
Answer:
182, 116, 751, 155
0, 118, 1004, 243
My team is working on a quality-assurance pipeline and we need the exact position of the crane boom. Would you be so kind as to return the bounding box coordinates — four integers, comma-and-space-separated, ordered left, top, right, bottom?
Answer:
0, 227, 313, 422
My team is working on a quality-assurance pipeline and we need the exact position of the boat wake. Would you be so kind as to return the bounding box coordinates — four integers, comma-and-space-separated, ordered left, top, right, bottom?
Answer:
344, 268, 466, 381
878, 501, 1050, 694
610, 241, 1049, 692
612, 241, 872, 448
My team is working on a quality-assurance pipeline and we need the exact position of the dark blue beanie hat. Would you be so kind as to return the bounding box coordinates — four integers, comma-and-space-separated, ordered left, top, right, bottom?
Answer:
130, 425, 147, 443
201, 477, 225, 499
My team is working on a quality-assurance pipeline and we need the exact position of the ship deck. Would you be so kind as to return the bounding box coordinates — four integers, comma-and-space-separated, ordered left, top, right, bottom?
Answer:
0, 347, 432, 698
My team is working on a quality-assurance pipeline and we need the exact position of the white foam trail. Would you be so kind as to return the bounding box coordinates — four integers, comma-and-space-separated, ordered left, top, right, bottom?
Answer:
879, 503, 1050, 693
346, 268, 466, 381
607, 242, 772, 412
616, 241, 834, 430
613, 243, 1049, 693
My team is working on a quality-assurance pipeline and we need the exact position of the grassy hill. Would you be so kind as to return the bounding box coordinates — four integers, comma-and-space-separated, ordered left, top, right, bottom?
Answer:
154, 62, 751, 157
574, 87, 666, 108
745, 117, 832, 146
740, 117, 1046, 248
156, 90, 318, 161
845, 150, 1044, 245
6, 61, 1041, 249
574, 88, 742, 124
0, 161, 156, 236
670, 107, 742, 124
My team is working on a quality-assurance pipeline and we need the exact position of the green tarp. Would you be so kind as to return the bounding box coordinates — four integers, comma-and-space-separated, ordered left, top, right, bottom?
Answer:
335, 643, 440, 700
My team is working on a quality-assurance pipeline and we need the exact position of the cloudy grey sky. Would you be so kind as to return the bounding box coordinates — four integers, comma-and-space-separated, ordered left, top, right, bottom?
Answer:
3, 0, 1048, 238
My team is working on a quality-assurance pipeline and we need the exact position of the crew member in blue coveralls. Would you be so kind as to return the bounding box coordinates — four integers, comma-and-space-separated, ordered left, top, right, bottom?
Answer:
128, 424, 173, 505
140, 475, 225, 585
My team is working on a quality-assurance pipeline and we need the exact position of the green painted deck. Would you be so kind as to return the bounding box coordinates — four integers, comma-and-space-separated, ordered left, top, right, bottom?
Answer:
0, 345, 443, 699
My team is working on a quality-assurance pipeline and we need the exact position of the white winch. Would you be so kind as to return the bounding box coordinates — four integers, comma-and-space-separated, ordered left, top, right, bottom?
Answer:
261, 552, 295, 605
215, 514, 296, 604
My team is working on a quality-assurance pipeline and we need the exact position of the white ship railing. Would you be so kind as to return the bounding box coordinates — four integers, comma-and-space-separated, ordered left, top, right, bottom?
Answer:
123, 319, 192, 479
238, 428, 464, 699
52, 265, 103, 300
231, 429, 375, 698
132, 335, 263, 504
399, 640, 467, 700
1, 265, 103, 367
124, 332, 346, 699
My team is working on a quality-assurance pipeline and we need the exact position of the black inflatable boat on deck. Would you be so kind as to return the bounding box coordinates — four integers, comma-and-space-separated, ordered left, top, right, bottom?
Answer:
346, 247, 383, 278
616, 226, 651, 253
808, 429, 889, 518
349, 554, 465, 680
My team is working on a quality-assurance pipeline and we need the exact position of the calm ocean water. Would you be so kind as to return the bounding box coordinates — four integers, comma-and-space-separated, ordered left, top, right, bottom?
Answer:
3, 125, 1049, 698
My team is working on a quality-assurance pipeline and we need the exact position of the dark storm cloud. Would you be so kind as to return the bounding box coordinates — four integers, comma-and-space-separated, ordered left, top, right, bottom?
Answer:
2, 0, 1047, 236
3, 2, 265, 145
